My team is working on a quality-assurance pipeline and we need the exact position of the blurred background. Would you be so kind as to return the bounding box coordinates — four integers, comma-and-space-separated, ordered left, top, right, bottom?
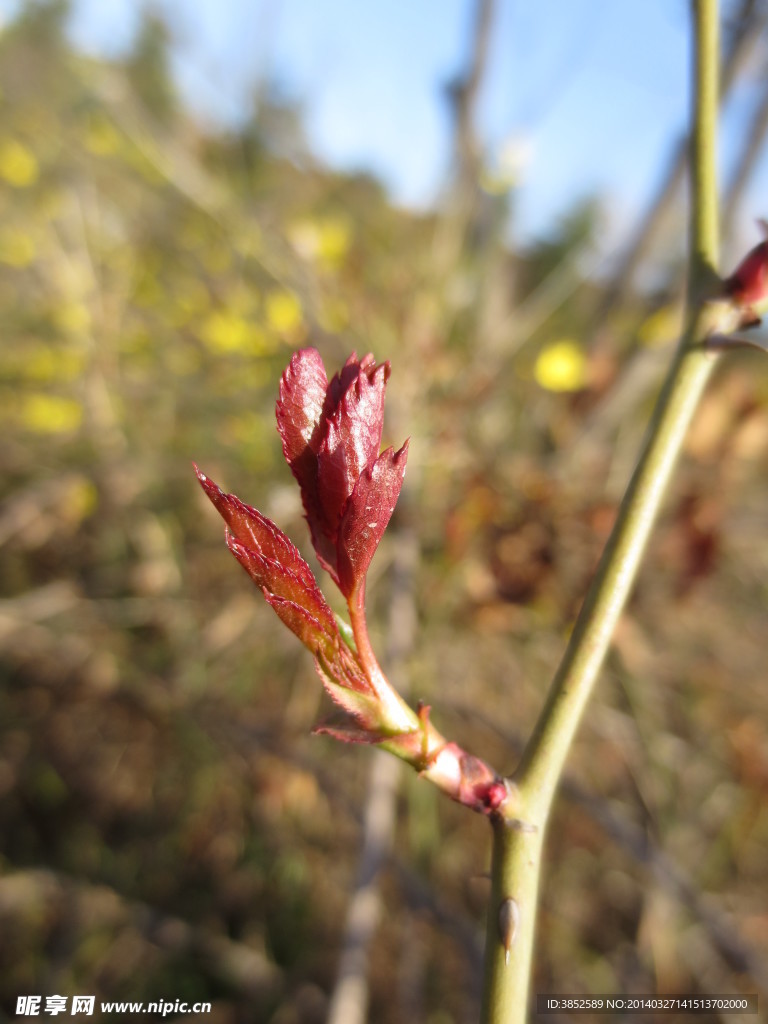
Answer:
1, 1, 768, 1021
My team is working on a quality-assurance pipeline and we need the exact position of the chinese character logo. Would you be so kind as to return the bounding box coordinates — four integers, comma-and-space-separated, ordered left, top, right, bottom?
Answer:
16, 996, 41, 1016
70, 997, 94, 1016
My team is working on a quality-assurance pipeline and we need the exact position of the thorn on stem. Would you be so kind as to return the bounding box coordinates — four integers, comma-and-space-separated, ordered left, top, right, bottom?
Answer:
498, 898, 519, 966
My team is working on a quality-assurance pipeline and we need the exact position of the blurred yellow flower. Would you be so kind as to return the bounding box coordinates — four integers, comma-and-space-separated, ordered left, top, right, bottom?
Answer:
0, 228, 36, 266
20, 394, 82, 434
265, 289, 303, 335
637, 304, 683, 348
288, 217, 351, 269
85, 114, 122, 157
53, 302, 91, 336
25, 347, 85, 382
200, 310, 271, 354
63, 478, 99, 522
0, 139, 39, 187
534, 339, 587, 392
317, 217, 351, 268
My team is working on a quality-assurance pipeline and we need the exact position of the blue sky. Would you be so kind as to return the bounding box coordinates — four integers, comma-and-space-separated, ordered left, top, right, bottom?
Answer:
2, 0, 765, 254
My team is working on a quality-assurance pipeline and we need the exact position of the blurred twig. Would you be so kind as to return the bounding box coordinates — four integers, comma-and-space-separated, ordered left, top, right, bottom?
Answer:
0, 476, 87, 548
597, 0, 766, 321
496, 242, 606, 357
326, 530, 419, 1024
447, 0, 497, 197
722, 50, 768, 233
432, 0, 498, 284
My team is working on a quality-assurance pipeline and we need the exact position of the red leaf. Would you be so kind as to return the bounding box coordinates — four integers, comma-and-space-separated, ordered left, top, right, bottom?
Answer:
323, 351, 380, 417
195, 460, 393, 711
337, 442, 409, 597
317, 362, 389, 536
276, 347, 328, 469
225, 534, 338, 650
213, 349, 401, 602
262, 592, 336, 658
196, 465, 317, 592
274, 349, 395, 590
276, 349, 338, 568
329, 641, 373, 695
195, 464, 344, 655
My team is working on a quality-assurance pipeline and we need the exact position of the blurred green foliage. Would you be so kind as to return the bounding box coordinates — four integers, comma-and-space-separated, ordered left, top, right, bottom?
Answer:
1, 3, 767, 1022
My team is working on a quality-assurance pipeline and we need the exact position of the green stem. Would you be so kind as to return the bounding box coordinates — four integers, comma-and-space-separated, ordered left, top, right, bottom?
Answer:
346, 582, 511, 811
480, 2, 722, 1021
689, 0, 720, 306
347, 582, 381, 683
517, 318, 719, 813
347, 582, 421, 736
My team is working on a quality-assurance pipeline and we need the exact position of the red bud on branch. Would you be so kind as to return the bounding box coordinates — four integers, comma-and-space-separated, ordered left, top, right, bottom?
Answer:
723, 219, 768, 325
195, 349, 510, 818
276, 348, 405, 596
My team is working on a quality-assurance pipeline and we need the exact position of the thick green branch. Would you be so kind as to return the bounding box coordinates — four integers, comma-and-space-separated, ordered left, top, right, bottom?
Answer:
480, 2, 723, 1021
689, 0, 720, 300
516, 317, 720, 815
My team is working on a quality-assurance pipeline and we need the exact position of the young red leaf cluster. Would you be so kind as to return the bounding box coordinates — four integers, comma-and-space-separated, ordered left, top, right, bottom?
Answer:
276, 349, 408, 600
195, 347, 410, 737
196, 348, 510, 817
